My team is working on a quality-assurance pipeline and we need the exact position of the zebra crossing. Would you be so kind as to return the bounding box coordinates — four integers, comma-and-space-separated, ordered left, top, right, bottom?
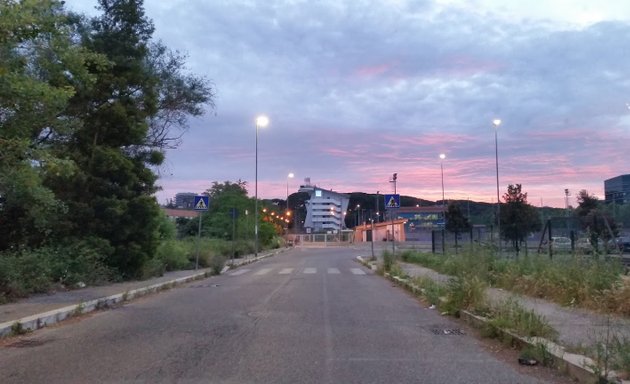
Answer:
228, 267, 368, 277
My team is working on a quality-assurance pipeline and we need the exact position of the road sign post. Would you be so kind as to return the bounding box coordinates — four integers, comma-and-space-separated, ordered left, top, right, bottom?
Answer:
193, 196, 210, 270
384, 194, 400, 256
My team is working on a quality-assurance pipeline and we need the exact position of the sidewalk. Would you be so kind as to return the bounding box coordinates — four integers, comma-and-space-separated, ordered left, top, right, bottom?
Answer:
0, 249, 285, 337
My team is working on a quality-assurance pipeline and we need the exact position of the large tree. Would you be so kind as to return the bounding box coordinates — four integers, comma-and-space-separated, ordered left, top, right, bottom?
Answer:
42, 0, 213, 277
0, 0, 106, 250
500, 184, 541, 254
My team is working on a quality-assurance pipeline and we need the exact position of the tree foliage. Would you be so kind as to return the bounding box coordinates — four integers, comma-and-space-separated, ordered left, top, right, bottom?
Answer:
574, 190, 618, 251
1, 0, 214, 281
500, 184, 541, 253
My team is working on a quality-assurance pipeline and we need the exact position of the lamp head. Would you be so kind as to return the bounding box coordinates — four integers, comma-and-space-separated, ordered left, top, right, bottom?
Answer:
256, 115, 269, 127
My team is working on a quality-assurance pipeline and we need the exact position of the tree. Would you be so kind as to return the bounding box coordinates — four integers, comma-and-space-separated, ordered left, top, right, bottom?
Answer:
42, 0, 214, 278
445, 202, 471, 251
574, 190, 617, 253
500, 184, 541, 254
0, 0, 106, 251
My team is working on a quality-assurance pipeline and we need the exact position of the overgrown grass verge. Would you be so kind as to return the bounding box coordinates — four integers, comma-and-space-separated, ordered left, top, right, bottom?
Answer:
400, 248, 629, 316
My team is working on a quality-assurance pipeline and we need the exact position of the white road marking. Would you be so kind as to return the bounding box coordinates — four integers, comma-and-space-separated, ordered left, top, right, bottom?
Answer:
278, 268, 294, 274
254, 268, 273, 275
229, 269, 250, 276
303, 268, 317, 274
350, 268, 366, 275
327, 268, 341, 274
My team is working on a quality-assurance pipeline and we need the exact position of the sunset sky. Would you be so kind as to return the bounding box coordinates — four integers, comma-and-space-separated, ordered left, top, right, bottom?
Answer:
69, 0, 630, 208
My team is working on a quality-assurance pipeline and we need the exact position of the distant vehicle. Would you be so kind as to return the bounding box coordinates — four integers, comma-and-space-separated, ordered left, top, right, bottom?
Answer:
616, 237, 630, 253
576, 238, 593, 254
551, 236, 571, 251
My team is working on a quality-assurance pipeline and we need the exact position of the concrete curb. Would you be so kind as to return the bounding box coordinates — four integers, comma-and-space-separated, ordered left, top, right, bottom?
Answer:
0, 247, 289, 339
371, 260, 629, 384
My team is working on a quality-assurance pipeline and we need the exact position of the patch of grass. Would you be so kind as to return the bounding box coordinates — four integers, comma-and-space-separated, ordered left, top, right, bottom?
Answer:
400, 248, 626, 316
10, 322, 27, 336
411, 276, 447, 306
442, 274, 488, 316
382, 251, 394, 273
487, 298, 558, 341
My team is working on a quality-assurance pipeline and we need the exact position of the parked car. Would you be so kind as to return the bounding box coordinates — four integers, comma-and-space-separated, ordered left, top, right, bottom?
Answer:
616, 237, 630, 253
550, 236, 572, 252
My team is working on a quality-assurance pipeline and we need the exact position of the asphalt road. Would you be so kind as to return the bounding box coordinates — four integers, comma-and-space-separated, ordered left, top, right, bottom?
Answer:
0, 247, 559, 383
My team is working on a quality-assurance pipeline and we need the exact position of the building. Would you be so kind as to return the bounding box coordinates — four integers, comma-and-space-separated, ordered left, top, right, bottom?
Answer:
174, 192, 197, 209
605, 174, 630, 204
354, 219, 407, 242
162, 208, 199, 220
395, 206, 446, 241
299, 181, 349, 233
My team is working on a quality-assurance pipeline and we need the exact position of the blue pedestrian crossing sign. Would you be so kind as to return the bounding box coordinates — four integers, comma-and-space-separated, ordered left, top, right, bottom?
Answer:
193, 195, 209, 211
384, 194, 400, 209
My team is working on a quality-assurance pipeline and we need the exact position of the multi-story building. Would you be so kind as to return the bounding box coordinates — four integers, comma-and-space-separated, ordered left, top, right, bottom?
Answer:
299, 181, 349, 233
604, 174, 630, 204
174, 192, 197, 209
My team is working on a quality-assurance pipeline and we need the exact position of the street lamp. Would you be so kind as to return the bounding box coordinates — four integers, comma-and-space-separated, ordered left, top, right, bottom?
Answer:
286, 172, 294, 236
493, 118, 501, 254
255, 115, 269, 258
439, 153, 446, 211
286, 172, 294, 214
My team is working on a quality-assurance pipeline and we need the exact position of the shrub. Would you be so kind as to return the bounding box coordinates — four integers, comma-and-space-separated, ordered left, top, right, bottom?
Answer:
442, 274, 487, 315
156, 240, 189, 271
487, 298, 557, 340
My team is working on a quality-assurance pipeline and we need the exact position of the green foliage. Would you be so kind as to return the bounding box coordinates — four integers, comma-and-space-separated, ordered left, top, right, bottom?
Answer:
155, 240, 189, 271
442, 274, 487, 315
382, 250, 394, 272
0, 239, 113, 301
401, 248, 626, 315
1, 0, 214, 292
487, 298, 558, 340
500, 184, 541, 253
412, 276, 447, 306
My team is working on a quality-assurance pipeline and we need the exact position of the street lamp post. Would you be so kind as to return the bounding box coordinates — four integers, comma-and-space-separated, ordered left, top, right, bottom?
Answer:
286, 172, 294, 236
493, 118, 501, 255
440, 153, 446, 253
439, 153, 446, 212
255, 115, 269, 258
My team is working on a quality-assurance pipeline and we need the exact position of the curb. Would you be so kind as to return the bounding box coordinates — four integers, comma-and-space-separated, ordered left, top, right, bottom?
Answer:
374, 261, 628, 384
0, 247, 289, 339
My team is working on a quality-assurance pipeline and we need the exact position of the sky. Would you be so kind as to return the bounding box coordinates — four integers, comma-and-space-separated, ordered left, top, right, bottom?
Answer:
67, 0, 630, 208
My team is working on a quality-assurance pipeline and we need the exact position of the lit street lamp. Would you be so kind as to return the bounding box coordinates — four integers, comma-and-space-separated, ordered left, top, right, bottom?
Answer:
255, 115, 269, 258
493, 118, 501, 254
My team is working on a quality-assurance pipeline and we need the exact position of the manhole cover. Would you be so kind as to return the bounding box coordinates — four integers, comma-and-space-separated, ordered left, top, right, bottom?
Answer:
6, 339, 47, 348
430, 328, 465, 336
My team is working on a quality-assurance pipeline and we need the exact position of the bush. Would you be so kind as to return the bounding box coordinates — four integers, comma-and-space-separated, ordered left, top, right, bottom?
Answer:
156, 240, 189, 271
0, 239, 113, 302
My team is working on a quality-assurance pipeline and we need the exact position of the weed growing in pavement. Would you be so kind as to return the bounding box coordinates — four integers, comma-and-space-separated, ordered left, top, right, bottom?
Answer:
486, 298, 558, 341
382, 251, 394, 273
441, 274, 488, 316
10, 322, 27, 336
411, 276, 447, 307
72, 302, 85, 317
